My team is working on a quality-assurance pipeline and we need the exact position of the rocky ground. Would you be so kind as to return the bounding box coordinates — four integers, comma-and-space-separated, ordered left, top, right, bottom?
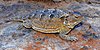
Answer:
0, 0, 100, 50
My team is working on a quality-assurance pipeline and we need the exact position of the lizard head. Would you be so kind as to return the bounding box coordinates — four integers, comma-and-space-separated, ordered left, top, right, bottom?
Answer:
61, 13, 84, 29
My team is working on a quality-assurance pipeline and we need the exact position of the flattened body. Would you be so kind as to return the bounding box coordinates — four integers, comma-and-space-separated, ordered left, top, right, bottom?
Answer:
11, 9, 84, 41
11, 9, 83, 34
24, 9, 67, 33
31, 18, 64, 33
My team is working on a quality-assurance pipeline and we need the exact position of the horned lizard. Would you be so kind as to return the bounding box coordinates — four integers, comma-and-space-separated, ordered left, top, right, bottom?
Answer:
9, 9, 83, 41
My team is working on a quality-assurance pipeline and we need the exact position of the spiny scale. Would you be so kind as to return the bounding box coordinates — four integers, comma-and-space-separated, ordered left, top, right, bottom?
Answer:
10, 9, 67, 20
27, 9, 66, 19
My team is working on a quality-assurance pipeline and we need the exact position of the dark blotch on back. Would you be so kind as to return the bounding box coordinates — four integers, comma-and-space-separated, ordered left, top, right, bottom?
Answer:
49, 14, 55, 19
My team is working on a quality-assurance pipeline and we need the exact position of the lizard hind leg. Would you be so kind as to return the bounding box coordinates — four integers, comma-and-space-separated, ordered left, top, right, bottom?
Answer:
59, 30, 78, 41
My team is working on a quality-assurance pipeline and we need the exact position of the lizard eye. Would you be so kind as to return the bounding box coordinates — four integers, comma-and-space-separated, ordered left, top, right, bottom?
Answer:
60, 15, 69, 19
63, 21, 68, 25
65, 16, 69, 18
63, 18, 68, 25
60, 15, 69, 25
75, 16, 79, 18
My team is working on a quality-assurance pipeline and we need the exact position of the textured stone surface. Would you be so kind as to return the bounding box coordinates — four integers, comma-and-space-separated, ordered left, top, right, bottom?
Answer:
0, 0, 100, 50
